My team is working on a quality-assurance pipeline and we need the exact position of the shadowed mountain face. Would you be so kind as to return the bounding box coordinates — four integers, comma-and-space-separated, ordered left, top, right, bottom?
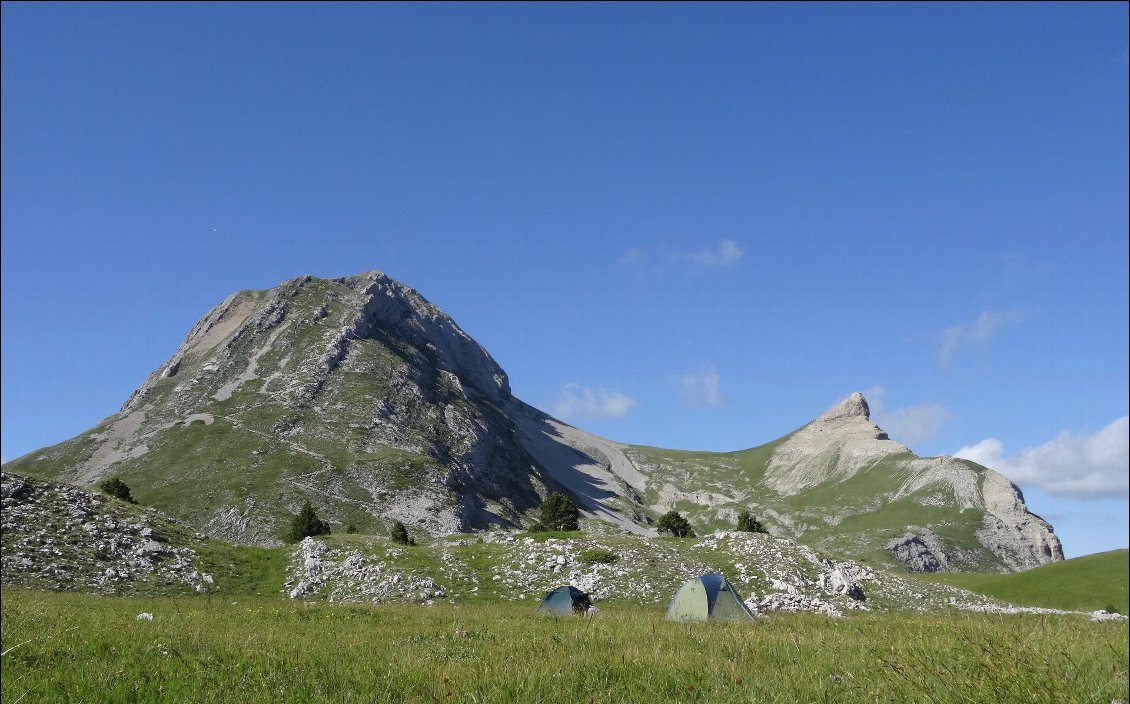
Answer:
5, 271, 1063, 572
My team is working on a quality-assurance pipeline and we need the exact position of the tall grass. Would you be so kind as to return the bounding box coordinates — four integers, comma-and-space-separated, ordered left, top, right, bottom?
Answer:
2, 590, 1126, 703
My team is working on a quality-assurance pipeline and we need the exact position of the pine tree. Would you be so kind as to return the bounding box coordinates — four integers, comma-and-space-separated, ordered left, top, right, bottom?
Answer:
285, 500, 331, 543
534, 492, 579, 532
390, 520, 415, 545
736, 510, 767, 533
97, 477, 137, 504
656, 510, 695, 538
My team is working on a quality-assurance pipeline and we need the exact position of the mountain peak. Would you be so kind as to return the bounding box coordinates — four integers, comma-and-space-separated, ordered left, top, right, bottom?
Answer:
816, 392, 871, 423
4, 270, 1062, 573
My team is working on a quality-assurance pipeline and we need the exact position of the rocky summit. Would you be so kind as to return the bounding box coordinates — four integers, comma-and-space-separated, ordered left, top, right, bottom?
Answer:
4, 270, 1062, 573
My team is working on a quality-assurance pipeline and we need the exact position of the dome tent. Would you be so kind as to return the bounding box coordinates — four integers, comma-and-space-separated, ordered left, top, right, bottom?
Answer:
537, 586, 592, 616
665, 572, 754, 622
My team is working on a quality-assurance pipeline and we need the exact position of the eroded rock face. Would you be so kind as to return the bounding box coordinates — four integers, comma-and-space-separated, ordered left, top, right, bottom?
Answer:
333, 272, 511, 403
976, 472, 1064, 570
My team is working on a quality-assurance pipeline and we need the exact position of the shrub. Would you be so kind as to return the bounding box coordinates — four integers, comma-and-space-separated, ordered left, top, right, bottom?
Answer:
736, 510, 767, 533
534, 492, 579, 532
284, 500, 331, 543
390, 520, 415, 546
656, 510, 695, 538
97, 477, 137, 504
579, 548, 618, 564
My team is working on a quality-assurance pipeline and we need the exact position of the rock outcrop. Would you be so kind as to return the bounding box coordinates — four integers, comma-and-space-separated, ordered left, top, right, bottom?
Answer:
279, 529, 1098, 620
886, 534, 945, 572
1, 472, 213, 594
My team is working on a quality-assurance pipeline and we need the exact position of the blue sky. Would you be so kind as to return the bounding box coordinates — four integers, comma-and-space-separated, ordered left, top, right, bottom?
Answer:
2, 3, 1126, 558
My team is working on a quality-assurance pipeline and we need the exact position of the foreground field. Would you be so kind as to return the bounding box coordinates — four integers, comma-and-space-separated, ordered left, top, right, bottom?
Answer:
2, 590, 1126, 703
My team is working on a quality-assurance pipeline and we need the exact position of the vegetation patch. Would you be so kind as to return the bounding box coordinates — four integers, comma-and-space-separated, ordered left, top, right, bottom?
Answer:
578, 548, 618, 565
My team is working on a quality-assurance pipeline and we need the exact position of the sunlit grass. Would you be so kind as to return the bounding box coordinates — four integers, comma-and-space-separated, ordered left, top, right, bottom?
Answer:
3, 589, 1126, 703
920, 549, 1130, 615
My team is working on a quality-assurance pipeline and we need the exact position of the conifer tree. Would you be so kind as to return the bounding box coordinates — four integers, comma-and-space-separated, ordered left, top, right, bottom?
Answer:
285, 500, 331, 543
97, 476, 137, 504
390, 520, 415, 545
736, 510, 767, 533
533, 492, 579, 532
657, 510, 695, 538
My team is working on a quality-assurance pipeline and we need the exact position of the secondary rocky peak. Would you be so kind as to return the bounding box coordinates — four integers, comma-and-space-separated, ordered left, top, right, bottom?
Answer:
816, 392, 871, 423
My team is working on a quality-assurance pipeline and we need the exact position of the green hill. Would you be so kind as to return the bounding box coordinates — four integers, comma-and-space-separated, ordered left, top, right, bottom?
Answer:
921, 549, 1129, 614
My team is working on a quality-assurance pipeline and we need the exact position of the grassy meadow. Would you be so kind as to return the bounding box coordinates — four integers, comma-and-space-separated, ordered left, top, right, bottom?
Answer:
2, 589, 1127, 704
920, 549, 1129, 616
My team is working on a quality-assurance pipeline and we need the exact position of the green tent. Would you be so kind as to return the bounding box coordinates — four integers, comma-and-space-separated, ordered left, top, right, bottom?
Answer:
537, 586, 592, 616
665, 572, 754, 622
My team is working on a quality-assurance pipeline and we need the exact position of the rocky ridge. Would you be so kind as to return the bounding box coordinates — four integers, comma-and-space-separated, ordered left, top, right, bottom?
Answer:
281, 529, 1118, 621
1, 472, 1121, 623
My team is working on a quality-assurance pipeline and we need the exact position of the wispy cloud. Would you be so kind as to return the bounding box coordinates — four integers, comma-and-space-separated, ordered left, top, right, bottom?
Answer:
677, 367, 725, 407
551, 383, 635, 420
671, 240, 743, 267
938, 310, 1024, 365
618, 247, 645, 265
882, 404, 951, 446
618, 240, 743, 269
861, 386, 950, 446
954, 417, 1129, 499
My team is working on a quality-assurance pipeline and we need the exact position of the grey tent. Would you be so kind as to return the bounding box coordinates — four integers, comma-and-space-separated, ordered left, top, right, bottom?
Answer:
665, 572, 754, 622
537, 586, 592, 616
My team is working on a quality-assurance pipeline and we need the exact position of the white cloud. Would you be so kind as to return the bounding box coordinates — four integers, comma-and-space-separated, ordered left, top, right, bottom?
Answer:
672, 239, 743, 267
881, 404, 951, 446
938, 310, 1024, 365
860, 386, 949, 445
955, 417, 1129, 499
618, 247, 645, 265
677, 367, 725, 407
620, 240, 744, 269
551, 383, 635, 420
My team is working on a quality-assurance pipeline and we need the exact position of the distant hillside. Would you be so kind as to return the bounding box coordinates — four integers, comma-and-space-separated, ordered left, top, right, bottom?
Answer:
921, 550, 1129, 614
